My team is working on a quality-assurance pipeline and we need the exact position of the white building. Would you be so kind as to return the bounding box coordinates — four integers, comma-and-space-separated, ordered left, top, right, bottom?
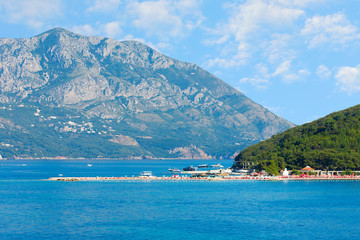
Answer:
281, 168, 289, 177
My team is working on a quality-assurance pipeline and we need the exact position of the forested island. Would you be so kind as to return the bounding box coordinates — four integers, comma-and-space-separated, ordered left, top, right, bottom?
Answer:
233, 105, 360, 175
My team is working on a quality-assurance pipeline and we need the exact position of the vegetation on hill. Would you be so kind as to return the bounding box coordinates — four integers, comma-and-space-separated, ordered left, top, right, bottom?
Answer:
233, 105, 360, 174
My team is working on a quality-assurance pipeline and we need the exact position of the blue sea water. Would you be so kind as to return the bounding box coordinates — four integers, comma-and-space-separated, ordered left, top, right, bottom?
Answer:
0, 159, 360, 240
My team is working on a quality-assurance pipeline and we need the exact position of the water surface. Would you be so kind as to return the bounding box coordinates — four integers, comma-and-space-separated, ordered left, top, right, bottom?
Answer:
0, 160, 359, 239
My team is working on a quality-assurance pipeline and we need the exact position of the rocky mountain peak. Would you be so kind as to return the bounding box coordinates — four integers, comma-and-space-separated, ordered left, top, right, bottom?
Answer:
0, 28, 295, 159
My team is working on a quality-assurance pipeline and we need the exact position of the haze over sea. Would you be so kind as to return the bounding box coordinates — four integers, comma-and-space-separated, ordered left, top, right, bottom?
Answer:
1, 159, 359, 240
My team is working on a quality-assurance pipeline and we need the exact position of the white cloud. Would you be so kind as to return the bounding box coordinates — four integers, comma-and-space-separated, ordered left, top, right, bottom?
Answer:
156, 42, 172, 51
271, 60, 310, 83
273, 60, 292, 77
0, 0, 62, 28
120, 34, 160, 51
264, 34, 296, 64
206, 0, 305, 69
237, 59, 311, 90
221, 0, 304, 42
239, 77, 270, 90
335, 65, 360, 95
72, 24, 98, 36
292, 0, 325, 7
282, 69, 310, 83
275, 0, 326, 8
206, 57, 246, 69
103, 21, 122, 38
316, 65, 332, 79
205, 41, 249, 68
87, 0, 122, 12
256, 63, 270, 76
203, 35, 230, 46
72, 22, 123, 39
298, 69, 311, 77
239, 63, 271, 90
126, 0, 203, 40
301, 13, 360, 48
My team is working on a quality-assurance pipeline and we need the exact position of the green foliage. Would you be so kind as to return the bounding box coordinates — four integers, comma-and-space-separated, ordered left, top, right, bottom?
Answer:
341, 170, 353, 176
258, 159, 279, 176
234, 105, 360, 172
291, 170, 300, 175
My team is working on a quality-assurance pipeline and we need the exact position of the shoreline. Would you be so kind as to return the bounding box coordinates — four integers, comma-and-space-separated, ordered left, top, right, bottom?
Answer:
1, 157, 229, 161
48, 176, 360, 182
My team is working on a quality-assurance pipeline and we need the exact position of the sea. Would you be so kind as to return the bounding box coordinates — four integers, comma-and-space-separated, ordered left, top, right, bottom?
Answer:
1, 159, 360, 240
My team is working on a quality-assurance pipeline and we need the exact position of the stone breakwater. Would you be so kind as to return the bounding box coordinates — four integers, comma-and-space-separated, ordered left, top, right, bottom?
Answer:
48, 175, 360, 182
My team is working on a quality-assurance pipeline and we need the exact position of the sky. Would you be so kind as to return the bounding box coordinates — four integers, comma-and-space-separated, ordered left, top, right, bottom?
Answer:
0, 0, 359, 125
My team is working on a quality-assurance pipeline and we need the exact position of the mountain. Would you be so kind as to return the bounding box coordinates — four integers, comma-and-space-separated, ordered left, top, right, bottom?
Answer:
0, 28, 294, 159
233, 104, 360, 174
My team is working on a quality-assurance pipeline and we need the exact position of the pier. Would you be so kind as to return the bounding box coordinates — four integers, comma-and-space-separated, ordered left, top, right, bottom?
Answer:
48, 175, 360, 182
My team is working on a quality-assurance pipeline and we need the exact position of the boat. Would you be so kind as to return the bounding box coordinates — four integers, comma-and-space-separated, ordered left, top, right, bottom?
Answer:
197, 164, 209, 168
235, 169, 251, 174
168, 168, 181, 173
87, 164, 92, 167
183, 165, 197, 171
210, 163, 224, 168
139, 171, 153, 177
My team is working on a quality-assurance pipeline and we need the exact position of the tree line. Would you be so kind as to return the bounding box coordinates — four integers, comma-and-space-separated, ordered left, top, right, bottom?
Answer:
233, 105, 360, 175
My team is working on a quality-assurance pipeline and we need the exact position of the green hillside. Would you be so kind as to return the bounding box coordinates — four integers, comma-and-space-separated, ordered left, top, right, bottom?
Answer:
233, 105, 360, 174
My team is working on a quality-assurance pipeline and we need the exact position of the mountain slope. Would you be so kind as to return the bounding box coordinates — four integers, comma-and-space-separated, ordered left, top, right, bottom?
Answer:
0, 28, 294, 159
233, 105, 360, 173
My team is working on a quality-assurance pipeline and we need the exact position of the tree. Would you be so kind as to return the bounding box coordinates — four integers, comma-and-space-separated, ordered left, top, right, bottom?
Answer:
233, 104, 360, 173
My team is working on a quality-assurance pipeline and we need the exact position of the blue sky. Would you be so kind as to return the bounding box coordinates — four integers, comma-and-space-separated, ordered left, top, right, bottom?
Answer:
0, 0, 359, 125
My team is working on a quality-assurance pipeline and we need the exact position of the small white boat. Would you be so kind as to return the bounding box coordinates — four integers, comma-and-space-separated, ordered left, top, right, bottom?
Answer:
168, 168, 181, 173
139, 171, 153, 177
197, 164, 209, 168
210, 163, 224, 168
87, 164, 92, 167
235, 169, 251, 173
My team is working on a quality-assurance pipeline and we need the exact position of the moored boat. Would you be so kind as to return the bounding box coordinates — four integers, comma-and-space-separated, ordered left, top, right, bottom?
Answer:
183, 165, 197, 171
235, 169, 251, 174
210, 163, 223, 168
139, 171, 153, 177
197, 164, 209, 168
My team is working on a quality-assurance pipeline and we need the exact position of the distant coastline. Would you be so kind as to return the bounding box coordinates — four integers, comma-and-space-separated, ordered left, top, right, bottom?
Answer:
0, 157, 230, 161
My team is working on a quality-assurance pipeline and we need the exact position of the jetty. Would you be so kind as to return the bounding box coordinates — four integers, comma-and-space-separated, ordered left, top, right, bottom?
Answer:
48, 175, 360, 182
48, 165, 360, 182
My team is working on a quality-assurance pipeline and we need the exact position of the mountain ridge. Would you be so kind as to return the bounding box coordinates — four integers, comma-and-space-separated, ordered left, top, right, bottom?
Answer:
0, 28, 294, 159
